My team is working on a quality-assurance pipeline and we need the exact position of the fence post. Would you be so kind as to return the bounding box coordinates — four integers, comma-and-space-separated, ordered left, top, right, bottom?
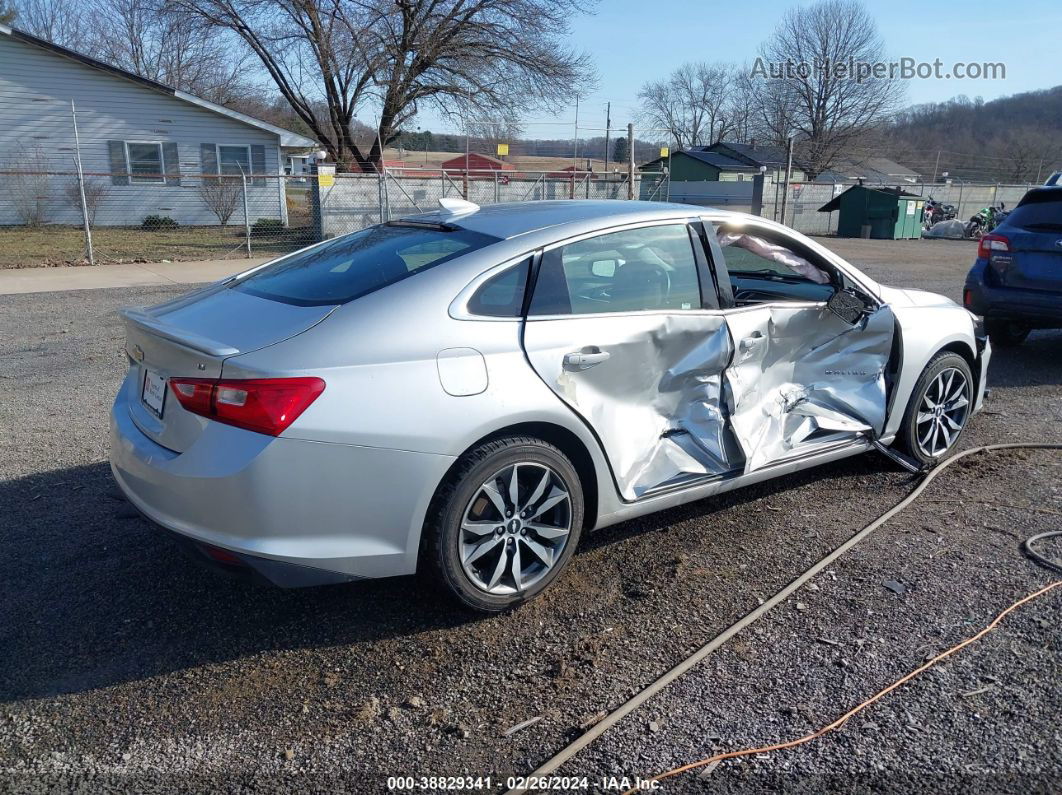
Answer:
240, 169, 251, 258
309, 159, 324, 243
378, 165, 386, 223
494, 171, 499, 203
751, 173, 764, 216
69, 100, 95, 265
626, 123, 635, 200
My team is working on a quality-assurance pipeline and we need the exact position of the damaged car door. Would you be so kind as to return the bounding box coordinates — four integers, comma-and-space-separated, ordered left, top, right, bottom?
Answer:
713, 223, 896, 472
522, 221, 745, 500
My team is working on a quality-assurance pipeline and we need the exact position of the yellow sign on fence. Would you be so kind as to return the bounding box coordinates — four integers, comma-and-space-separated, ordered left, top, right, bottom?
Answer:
497, 143, 509, 157
317, 165, 335, 187
659, 146, 670, 158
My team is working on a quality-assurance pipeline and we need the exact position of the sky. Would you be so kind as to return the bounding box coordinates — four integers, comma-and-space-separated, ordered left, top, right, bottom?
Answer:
414, 0, 1062, 136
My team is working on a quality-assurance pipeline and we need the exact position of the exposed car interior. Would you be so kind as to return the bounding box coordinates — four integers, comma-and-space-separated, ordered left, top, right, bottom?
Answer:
716, 225, 838, 305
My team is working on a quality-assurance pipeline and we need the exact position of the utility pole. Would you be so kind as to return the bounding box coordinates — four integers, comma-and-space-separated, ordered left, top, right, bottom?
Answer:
604, 101, 611, 173
932, 150, 941, 183
70, 100, 94, 266
1035, 158, 1044, 183
779, 135, 794, 226
626, 122, 635, 200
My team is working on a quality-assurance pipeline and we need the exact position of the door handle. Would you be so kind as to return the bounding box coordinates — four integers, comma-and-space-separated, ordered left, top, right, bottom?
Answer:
563, 348, 610, 371
740, 332, 765, 352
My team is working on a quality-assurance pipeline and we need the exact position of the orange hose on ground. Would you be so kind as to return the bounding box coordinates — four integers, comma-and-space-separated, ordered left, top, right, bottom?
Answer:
632, 579, 1062, 793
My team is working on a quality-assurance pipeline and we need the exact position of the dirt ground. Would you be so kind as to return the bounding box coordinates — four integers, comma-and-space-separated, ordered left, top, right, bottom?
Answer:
0, 236, 1058, 793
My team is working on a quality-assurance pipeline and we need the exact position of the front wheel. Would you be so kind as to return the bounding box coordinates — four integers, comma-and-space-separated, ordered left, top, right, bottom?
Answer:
423, 436, 584, 613
897, 352, 975, 467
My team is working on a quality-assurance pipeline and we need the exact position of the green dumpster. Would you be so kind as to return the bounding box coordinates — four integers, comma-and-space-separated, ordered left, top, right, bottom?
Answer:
818, 185, 924, 240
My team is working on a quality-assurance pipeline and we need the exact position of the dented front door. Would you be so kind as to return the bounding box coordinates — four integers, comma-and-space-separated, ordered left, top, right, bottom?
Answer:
722, 303, 896, 472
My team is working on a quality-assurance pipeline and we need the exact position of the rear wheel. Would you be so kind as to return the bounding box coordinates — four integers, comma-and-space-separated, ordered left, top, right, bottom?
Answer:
985, 319, 1030, 348
897, 352, 974, 466
423, 436, 583, 613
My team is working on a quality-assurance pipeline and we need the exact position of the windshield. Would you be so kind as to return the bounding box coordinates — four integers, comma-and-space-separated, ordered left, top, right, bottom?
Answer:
234, 223, 499, 306
1006, 192, 1062, 230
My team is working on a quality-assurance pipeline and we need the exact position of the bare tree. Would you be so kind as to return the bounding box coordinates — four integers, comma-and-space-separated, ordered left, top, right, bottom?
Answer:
5, 146, 51, 227
752, 0, 904, 178
198, 175, 241, 225
9, 0, 83, 45
637, 62, 735, 148
466, 116, 523, 156
90, 0, 255, 104
11, 0, 254, 104
168, 0, 595, 170
63, 177, 109, 224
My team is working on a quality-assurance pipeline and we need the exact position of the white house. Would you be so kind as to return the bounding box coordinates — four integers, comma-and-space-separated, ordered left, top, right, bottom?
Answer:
0, 24, 317, 227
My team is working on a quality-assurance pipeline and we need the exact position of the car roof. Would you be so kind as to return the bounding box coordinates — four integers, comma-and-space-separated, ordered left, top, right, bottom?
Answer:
1018, 186, 1062, 206
402, 200, 707, 240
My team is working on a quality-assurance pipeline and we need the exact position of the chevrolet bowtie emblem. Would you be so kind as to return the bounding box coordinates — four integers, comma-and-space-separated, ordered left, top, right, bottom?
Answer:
132, 344, 145, 362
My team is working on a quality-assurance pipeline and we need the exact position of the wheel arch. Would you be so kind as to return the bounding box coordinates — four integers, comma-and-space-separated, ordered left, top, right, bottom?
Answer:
432, 421, 600, 533
936, 339, 979, 397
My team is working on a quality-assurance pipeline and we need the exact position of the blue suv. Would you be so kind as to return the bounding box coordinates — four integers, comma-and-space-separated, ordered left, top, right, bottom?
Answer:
964, 187, 1062, 346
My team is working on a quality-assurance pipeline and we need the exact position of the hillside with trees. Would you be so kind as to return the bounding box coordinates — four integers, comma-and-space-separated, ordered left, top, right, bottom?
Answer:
881, 88, 1062, 182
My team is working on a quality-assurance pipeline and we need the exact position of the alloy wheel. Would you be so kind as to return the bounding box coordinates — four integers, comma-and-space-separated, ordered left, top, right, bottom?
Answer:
459, 463, 572, 595
915, 367, 971, 458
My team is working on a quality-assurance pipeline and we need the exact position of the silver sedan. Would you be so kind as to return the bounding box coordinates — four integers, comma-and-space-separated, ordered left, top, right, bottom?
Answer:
110, 200, 989, 611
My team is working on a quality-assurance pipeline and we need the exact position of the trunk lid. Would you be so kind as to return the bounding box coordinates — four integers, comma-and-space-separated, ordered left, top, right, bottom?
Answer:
119, 284, 336, 452
996, 228, 1062, 292
993, 189, 1062, 292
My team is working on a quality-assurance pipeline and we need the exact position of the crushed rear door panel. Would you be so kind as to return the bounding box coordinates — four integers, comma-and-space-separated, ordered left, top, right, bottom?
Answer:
523, 313, 744, 500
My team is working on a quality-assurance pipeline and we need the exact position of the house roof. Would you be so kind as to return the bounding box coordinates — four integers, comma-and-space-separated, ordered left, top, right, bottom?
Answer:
818, 184, 923, 213
640, 149, 752, 172
0, 23, 317, 148
707, 141, 795, 168
817, 157, 921, 184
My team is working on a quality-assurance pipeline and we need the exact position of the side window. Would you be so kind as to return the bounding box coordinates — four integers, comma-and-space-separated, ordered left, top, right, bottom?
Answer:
528, 225, 701, 316
467, 258, 530, 317
716, 226, 836, 305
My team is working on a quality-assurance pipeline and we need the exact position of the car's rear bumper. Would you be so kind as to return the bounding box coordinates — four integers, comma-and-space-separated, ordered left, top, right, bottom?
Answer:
109, 383, 456, 586
965, 276, 1062, 328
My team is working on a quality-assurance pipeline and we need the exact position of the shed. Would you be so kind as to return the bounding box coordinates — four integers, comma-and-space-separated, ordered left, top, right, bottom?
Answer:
818, 185, 925, 240
439, 153, 515, 172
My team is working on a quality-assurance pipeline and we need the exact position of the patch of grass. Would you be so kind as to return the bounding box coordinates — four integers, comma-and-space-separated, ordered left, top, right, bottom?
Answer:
0, 225, 317, 269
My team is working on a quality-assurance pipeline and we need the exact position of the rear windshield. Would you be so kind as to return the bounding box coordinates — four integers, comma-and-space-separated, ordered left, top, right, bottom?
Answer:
1007, 191, 1062, 231
234, 223, 499, 306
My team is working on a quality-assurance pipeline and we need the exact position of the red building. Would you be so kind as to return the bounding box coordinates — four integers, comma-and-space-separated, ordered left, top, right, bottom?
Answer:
439, 153, 515, 173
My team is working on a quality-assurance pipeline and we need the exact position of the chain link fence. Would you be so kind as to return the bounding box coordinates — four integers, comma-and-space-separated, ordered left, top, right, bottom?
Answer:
0, 165, 667, 267
0, 159, 1044, 268
762, 180, 1040, 236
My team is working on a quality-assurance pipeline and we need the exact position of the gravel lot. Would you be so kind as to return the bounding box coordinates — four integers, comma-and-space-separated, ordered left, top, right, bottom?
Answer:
1, 237, 1059, 793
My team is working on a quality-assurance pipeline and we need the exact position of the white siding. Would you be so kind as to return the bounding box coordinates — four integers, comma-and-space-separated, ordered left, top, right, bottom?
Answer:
0, 34, 287, 226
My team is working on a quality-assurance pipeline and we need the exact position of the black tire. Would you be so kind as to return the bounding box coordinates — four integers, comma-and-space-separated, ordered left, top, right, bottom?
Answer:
422, 436, 584, 613
897, 351, 975, 467
985, 318, 1030, 348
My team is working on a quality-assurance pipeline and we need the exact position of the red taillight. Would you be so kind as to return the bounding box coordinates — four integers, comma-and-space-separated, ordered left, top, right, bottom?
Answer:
977, 234, 1010, 259
169, 377, 325, 436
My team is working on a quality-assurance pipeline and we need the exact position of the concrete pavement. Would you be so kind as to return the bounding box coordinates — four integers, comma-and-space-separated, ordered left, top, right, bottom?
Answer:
0, 257, 272, 295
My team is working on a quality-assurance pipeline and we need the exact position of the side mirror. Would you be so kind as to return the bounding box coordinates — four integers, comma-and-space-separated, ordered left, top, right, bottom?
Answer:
827, 288, 869, 325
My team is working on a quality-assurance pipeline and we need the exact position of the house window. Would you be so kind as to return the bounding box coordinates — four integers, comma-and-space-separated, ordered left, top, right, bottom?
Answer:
218, 145, 251, 176
126, 142, 164, 184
